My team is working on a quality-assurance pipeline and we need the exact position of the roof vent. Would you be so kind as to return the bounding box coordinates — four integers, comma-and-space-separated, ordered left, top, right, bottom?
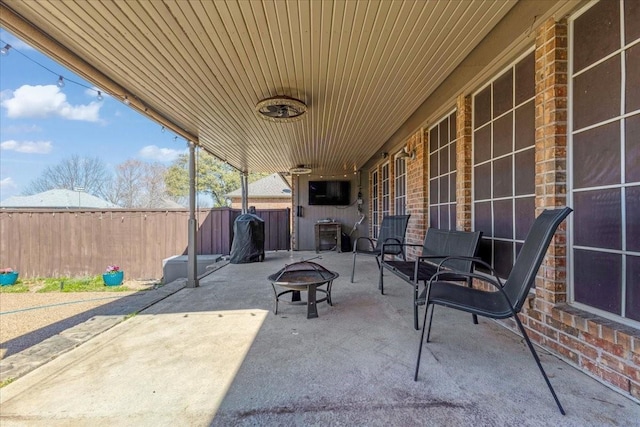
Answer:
255, 96, 307, 123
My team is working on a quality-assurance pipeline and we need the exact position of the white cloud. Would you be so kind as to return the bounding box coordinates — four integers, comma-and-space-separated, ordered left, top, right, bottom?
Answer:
1, 85, 102, 122
0, 177, 17, 190
1, 139, 53, 154
139, 145, 185, 162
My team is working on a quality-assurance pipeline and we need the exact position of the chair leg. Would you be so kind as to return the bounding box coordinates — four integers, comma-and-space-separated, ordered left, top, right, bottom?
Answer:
465, 278, 479, 324
513, 314, 566, 415
350, 252, 357, 282
426, 305, 435, 342
414, 303, 432, 381
413, 283, 420, 330
378, 262, 385, 294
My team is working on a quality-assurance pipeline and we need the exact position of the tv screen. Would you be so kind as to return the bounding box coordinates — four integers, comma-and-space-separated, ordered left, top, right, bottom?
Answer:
308, 181, 351, 205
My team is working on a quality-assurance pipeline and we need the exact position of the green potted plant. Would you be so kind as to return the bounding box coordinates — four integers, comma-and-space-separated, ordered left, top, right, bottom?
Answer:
0, 267, 19, 286
102, 265, 124, 286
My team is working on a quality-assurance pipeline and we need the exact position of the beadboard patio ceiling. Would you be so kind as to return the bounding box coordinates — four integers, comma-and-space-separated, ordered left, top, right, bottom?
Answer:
1, 0, 516, 175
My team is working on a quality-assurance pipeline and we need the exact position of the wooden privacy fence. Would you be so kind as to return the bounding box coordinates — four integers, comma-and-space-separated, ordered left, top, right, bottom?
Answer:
0, 207, 290, 280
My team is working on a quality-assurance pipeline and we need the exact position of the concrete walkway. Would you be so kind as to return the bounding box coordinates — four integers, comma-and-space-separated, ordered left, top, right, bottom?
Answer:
0, 251, 638, 426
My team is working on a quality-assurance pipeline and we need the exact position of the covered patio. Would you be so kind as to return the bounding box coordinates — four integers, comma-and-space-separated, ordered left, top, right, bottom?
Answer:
1, 251, 638, 425
1, 0, 639, 406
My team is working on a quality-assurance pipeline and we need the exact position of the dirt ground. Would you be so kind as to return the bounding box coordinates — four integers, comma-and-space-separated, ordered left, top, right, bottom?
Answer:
0, 280, 157, 359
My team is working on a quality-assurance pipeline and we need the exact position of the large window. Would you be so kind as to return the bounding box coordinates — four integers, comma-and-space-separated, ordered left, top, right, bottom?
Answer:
381, 162, 390, 218
570, 0, 640, 323
472, 51, 536, 278
371, 170, 379, 239
429, 111, 457, 230
394, 155, 407, 215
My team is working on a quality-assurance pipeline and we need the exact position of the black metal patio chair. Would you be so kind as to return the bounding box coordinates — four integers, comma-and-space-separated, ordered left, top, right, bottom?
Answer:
414, 207, 572, 415
350, 214, 410, 282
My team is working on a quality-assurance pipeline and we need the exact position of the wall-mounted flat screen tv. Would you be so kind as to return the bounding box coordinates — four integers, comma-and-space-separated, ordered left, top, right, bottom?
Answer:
308, 180, 351, 205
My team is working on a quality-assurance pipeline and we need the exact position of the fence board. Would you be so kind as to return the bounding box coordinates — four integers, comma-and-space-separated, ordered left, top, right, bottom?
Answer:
0, 208, 290, 279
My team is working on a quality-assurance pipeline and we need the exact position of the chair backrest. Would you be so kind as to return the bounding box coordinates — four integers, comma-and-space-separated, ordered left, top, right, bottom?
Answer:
421, 228, 482, 272
375, 215, 411, 252
503, 207, 573, 312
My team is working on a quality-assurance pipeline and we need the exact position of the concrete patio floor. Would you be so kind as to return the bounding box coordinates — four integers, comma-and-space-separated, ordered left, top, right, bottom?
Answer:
0, 251, 638, 426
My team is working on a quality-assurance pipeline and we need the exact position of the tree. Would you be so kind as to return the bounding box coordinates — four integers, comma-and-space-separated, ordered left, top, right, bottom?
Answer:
165, 150, 265, 207
103, 160, 172, 208
23, 155, 111, 197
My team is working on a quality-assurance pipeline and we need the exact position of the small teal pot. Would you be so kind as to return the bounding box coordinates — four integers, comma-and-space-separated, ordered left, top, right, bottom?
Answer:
103, 271, 124, 286
0, 272, 19, 286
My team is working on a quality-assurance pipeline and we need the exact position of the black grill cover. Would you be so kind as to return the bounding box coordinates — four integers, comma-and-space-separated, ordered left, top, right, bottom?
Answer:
230, 213, 265, 263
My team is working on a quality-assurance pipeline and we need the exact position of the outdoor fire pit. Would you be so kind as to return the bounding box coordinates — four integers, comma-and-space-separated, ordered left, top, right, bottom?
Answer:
268, 260, 338, 319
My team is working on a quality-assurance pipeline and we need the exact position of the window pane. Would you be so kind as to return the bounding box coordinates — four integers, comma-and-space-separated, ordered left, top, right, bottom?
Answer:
477, 238, 493, 270
625, 0, 640, 45
574, 249, 622, 315
626, 44, 640, 113
449, 172, 456, 203
493, 199, 513, 239
493, 156, 513, 198
573, 56, 621, 130
474, 86, 491, 128
439, 147, 449, 176
430, 127, 439, 153
627, 255, 640, 322
493, 112, 513, 157
474, 163, 492, 200
494, 240, 514, 278
626, 186, 640, 252
574, 189, 622, 249
449, 112, 457, 143
473, 126, 491, 163
429, 179, 438, 205
450, 142, 457, 171
493, 69, 513, 118
515, 101, 535, 150
429, 206, 438, 228
439, 122, 448, 149
515, 197, 535, 240
627, 114, 640, 183
439, 176, 448, 203
430, 152, 438, 177
573, 0, 620, 72
515, 52, 535, 104
573, 122, 621, 188
450, 205, 457, 231
439, 205, 449, 230
474, 201, 492, 237
514, 148, 535, 196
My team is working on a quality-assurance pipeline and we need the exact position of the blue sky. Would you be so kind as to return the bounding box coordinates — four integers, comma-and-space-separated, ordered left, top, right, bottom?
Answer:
0, 29, 188, 202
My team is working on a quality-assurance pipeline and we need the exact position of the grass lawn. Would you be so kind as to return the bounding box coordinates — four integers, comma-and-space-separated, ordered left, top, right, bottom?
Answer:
0, 276, 158, 293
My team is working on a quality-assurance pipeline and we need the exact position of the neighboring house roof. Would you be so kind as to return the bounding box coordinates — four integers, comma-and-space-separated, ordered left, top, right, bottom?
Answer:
151, 198, 185, 209
0, 189, 119, 209
225, 173, 292, 199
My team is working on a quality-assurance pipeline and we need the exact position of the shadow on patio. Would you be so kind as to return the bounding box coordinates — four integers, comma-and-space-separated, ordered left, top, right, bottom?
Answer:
0, 251, 637, 426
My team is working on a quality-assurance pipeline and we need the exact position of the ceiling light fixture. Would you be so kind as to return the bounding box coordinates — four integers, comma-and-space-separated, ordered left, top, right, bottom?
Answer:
123, 95, 130, 105
0, 44, 11, 55
255, 96, 307, 123
289, 165, 312, 174
57, 75, 65, 87
97, 91, 103, 101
